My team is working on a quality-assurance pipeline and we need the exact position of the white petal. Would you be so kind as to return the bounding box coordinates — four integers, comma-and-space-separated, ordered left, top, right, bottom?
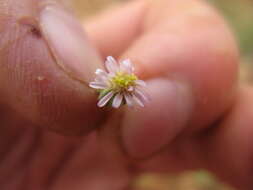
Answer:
97, 91, 114, 107
95, 75, 108, 83
127, 86, 134, 92
108, 72, 116, 78
95, 76, 107, 83
105, 56, 119, 73
95, 69, 108, 77
94, 69, 109, 83
112, 93, 123, 108
135, 80, 146, 87
89, 82, 107, 89
124, 93, 134, 107
132, 94, 145, 107
134, 88, 149, 102
107, 56, 117, 64
120, 59, 133, 73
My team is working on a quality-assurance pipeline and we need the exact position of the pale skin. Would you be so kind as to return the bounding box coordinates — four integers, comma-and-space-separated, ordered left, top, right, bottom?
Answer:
0, 0, 252, 190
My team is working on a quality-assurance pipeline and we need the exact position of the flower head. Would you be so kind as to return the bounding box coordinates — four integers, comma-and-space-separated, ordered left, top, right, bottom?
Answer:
89, 56, 149, 108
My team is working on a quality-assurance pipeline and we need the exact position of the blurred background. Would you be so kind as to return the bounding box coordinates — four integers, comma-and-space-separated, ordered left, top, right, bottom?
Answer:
70, 0, 253, 84
71, 0, 253, 189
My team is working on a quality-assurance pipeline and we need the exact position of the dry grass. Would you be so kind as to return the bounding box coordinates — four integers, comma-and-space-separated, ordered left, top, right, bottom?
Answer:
72, 0, 124, 18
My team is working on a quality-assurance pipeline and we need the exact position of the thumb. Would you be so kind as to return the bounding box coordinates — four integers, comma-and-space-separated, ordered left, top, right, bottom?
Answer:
0, 0, 103, 135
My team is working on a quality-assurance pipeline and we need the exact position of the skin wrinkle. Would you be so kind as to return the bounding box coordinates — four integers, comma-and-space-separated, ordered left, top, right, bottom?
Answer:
25, 133, 76, 189
0, 5, 103, 135
0, 125, 40, 187
0, 112, 28, 165
0, 25, 41, 103
46, 142, 81, 189
0, 26, 30, 59
48, 140, 91, 189
5, 128, 41, 189
47, 141, 91, 189
0, 131, 24, 168
1, 33, 38, 125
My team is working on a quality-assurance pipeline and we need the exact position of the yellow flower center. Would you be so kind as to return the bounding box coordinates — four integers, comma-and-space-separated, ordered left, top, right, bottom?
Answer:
111, 72, 137, 90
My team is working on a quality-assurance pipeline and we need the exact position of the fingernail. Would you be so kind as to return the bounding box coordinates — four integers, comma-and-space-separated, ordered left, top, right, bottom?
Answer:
39, 3, 102, 83
122, 78, 193, 159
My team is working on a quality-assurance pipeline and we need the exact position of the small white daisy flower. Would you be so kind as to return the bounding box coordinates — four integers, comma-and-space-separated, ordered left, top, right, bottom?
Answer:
89, 56, 149, 108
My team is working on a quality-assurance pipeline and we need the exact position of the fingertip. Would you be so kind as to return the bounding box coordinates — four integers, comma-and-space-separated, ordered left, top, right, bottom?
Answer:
122, 78, 193, 158
39, 2, 103, 84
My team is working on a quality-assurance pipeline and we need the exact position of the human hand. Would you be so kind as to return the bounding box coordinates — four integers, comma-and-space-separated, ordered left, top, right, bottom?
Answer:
0, 0, 251, 189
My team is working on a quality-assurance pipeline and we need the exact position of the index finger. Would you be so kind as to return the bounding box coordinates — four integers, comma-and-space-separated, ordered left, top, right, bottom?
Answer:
121, 0, 239, 158
84, 0, 239, 158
